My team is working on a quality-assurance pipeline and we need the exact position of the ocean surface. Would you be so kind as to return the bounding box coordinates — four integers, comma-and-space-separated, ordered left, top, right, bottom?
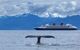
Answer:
0, 30, 80, 50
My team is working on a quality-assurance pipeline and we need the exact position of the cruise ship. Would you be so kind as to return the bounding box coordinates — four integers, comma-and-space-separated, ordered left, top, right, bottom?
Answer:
34, 23, 77, 30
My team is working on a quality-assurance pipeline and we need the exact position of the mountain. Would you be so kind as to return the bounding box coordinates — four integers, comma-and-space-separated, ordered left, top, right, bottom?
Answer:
0, 14, 80, 30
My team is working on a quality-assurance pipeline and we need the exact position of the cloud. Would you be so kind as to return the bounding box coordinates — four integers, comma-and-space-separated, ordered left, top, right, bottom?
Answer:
0, 0, 80, 18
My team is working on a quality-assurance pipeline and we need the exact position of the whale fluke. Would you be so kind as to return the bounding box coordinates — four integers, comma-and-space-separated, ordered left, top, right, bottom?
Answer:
25, 35, 55, 44
25, 35, 55, 38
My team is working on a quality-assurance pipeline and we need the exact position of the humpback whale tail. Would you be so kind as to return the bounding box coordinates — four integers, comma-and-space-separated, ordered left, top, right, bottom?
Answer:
25, 35, 55, 44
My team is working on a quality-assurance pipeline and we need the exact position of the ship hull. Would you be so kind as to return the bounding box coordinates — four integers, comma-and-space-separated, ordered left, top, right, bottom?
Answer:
34, 28, 77, 30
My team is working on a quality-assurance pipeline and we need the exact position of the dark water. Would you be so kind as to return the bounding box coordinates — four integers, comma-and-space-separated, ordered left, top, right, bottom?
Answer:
0, 30, 80, 50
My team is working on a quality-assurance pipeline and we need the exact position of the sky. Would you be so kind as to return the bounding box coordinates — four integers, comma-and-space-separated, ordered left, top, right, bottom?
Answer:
0, 0, 80, 18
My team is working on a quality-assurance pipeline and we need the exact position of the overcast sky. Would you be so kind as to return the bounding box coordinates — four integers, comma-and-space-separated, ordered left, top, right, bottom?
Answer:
0, 0, 80, 18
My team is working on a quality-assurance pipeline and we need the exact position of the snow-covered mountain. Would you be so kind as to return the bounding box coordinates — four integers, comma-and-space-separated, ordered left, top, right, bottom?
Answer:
0, 14, 79, 30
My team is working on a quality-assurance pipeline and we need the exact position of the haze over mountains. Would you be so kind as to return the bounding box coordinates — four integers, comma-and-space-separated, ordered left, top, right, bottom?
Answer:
0, 14, 80, 30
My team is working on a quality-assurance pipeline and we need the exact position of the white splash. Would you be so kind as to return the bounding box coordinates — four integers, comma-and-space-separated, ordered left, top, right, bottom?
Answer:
0, 0, 80, 18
